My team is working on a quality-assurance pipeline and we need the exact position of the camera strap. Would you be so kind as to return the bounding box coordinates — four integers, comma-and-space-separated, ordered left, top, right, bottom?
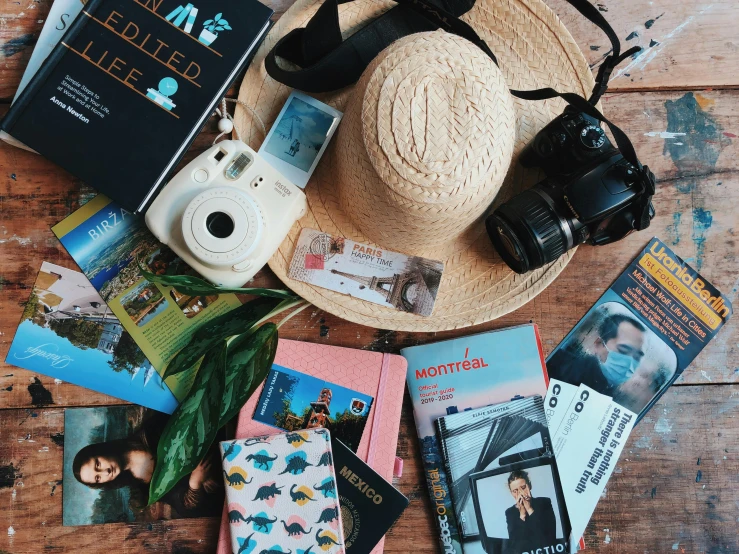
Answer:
265, 0, 639, 103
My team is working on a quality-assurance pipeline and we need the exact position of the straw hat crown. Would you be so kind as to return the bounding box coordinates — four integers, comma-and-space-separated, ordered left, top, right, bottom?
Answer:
335, 31, 515, 252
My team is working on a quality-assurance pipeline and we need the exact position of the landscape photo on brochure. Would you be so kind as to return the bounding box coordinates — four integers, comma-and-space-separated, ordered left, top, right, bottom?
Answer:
5, 262, 178, 413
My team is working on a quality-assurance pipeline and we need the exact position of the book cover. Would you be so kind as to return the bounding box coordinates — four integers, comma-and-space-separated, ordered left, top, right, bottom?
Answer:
52, 195, 242, 401
436, 396, 551, 547
402, 325, 550, 554
1, 0, 273, 213
469, 456, 570, 554
5, 262, 178, 413
219, 428, 346, 554
546, 237, 733, 422
216, 339, 407, 554
253, 364, 375, 453
333, 437, 409, 554
63, 405, 224, 525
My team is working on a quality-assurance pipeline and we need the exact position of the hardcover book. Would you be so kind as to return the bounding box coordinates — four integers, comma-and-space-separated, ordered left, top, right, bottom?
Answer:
1, 0, 273, 213
6, 262, 178, 413
402, 325, 550, 554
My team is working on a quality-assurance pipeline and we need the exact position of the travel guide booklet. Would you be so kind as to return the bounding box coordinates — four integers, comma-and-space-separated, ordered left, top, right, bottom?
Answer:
63, 405, 224, 526
1, 0, 273, 212
253, 364, 374, 453
435, 396, 552, 545
402, 324, 550, 554
52, 195, 242, 400
6, 262, 178, 413
546, 237, 733, 422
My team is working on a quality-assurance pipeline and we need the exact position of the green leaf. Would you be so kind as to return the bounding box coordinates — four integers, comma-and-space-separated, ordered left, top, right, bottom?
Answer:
162, 297, 282, 379
219, 323, 278, 427
149, 341, 226, 505
203, 19, 213, 25
215, 12, 222, 20
223, 24, 232, 30
137, 262, 297, 300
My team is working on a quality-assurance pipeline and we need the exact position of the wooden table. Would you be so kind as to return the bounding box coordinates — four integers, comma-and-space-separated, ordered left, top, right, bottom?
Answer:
1, 0, 738, 552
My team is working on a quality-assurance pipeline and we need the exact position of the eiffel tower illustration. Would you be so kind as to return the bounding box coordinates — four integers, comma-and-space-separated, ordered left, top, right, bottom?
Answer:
330, 268, 427, 312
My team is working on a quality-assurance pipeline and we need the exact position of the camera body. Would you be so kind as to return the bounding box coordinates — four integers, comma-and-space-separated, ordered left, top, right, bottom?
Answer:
487, 109, 655, 274
146, 140, 307, 287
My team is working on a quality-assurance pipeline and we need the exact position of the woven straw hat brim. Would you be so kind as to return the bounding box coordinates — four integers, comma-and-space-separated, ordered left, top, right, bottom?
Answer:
236, 0, 595, 332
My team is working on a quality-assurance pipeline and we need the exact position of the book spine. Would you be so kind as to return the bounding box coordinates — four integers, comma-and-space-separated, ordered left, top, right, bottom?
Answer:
184, 7, 198, 34
0, 0, 106, 132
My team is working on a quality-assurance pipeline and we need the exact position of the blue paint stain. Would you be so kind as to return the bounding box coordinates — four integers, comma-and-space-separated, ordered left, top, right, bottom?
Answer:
664, 93, 731, 177
626, 31, 639, 41
668, 212, 682, 245
1, 34, 36, 57
649, 39, 660, 47
675, 181, 695, 194
696, 470, 702, 482
692, 208, 713, 270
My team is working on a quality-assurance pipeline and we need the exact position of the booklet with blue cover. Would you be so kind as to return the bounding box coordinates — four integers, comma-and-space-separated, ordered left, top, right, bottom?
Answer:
6, 262, 178, 413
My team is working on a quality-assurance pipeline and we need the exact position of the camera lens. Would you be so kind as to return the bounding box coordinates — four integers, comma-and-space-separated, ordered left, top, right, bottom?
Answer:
205, 211, 235, 239
486, 188, 572, 274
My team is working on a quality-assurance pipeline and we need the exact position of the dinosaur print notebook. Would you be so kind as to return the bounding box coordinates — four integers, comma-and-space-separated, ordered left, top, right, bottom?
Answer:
220, 428, 346, 554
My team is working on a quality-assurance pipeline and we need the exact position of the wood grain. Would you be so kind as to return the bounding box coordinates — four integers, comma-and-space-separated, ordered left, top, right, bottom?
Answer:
1, 1, 738, 553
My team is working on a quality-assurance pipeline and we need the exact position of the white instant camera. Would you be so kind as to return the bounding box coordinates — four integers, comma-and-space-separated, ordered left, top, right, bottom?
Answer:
145, 140, 307, 287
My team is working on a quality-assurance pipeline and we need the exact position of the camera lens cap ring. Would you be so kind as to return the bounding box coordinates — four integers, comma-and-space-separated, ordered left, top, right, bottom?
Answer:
181, 187, 263, 267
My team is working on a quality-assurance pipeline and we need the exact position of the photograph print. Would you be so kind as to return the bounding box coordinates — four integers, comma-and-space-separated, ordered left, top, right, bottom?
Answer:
470, 458, 569, 554
5, 262, 177, 413
259, 91, 342, 187
63, 406, 224, 526
547, 301, 678, 416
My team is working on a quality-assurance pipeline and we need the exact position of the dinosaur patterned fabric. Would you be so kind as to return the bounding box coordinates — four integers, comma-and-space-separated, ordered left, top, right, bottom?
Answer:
220, 429, 346, 554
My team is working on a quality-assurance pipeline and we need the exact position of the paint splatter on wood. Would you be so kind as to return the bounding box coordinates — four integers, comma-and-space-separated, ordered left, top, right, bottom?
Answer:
1, 33, 35, 57
27, 377, 53, 407
50, 432, 64, 447
626, 31, 639, 41
696, 470, 703, 482
0, 463, 22, 489
692, 208, 713, 270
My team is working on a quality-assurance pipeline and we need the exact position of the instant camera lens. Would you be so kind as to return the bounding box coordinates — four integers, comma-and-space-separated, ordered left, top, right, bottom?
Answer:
486, 188, 572, 274
206, 211, 235, 239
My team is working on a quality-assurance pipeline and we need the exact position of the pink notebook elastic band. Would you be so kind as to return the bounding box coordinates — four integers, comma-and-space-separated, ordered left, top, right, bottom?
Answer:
366, 352, 392, 471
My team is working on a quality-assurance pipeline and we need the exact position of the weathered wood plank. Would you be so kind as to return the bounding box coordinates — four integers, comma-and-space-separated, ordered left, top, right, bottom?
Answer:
0, 386, 736, 553
3, 0, 739, 101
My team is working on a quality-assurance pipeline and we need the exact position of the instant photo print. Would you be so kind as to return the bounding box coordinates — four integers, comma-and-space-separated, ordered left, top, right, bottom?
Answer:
258, 91, 343, 188
470, 457, 570, 554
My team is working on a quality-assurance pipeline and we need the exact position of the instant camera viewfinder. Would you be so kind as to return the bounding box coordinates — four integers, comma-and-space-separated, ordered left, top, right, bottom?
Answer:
145, 140, 307, 287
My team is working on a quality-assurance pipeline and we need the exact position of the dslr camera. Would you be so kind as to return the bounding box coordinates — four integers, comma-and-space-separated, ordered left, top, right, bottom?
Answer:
486, 107, 655, 273
146, 140, 307, 287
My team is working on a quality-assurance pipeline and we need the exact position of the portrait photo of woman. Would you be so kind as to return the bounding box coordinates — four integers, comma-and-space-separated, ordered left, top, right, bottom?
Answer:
63, 406, 223, 526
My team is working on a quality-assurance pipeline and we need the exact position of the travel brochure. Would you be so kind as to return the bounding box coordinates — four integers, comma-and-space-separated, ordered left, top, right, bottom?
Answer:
6, 262, 177, 413
51, 195, 242, 401
253, 365, 375, 453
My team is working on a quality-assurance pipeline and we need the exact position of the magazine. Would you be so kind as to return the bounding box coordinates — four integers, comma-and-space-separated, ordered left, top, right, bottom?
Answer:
52, 195, 242, 400
5, 262, 178, 413
436, 396, 551, 543
63, 406, 224, 526
402, 324, 550, 554
546, 237, 733, 421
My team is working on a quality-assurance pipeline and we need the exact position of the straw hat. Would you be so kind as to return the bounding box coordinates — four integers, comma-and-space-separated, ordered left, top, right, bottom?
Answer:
235, 0, 595, 332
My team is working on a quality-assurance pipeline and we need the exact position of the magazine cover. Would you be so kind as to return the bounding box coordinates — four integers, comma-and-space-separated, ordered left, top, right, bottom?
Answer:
52, 195, 242, 400
469, 457, 570, 554
547, 237, 733, 421
63, 406, 224, 526
402, 324, 550, 554
436, 396, 551, 547
5, 262, 178, 413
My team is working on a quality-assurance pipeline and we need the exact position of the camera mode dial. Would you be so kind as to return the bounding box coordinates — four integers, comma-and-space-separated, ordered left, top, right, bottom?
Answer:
181, 186, 264, 268
580, 125, 606, 149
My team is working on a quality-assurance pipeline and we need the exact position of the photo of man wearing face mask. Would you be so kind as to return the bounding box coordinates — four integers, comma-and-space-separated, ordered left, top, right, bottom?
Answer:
548, 312, 646, 396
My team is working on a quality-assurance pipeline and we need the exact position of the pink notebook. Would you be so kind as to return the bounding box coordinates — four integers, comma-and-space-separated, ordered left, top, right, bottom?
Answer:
216, 338, 408, 554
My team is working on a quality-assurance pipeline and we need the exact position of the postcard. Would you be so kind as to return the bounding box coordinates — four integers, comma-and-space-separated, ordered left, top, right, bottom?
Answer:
6, 262, 178, 413
63, 406, 224, 526
52, 195, 242, 401
288, 228, 444, 316
253, 364, 374, 452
